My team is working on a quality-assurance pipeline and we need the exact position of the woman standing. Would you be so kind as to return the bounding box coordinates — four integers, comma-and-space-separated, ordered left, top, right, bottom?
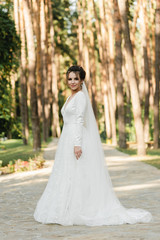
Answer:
34, 65, 152, 226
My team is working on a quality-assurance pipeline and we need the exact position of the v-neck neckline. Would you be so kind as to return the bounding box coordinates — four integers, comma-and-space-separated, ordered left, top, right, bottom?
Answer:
64, 90, 82, 111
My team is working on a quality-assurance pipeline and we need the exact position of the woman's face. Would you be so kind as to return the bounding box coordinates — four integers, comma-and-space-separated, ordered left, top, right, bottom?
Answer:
67, 72, 83, 92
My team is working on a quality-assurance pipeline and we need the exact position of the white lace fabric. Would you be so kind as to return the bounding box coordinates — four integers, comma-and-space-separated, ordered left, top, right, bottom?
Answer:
33, 82, 153, 226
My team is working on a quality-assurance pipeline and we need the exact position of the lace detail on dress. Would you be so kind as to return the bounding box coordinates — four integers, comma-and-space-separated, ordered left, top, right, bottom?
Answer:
33, 90, 153, 226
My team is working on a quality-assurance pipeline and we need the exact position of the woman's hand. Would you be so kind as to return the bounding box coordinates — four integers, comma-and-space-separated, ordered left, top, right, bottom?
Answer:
74, 146, 82, 160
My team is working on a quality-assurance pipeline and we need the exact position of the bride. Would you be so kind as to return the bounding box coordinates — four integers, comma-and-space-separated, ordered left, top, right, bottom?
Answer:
34, 65, 153, 226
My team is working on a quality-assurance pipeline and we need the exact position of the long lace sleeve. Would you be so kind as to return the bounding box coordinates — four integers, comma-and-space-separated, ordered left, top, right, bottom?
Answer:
74, 92, 87, 147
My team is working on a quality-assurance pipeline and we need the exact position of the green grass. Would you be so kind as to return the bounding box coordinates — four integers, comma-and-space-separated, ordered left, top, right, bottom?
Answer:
117, 147, 160, 169
0, 137, 53, 167
141, 159, 160, 169
116, 147, 137, 155
116, 147, 160, 156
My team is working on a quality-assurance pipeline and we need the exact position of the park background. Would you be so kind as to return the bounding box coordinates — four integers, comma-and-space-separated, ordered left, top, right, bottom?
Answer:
0, 0, 160, 174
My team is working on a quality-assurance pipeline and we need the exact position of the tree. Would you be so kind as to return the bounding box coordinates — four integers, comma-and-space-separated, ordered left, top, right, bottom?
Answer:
92, 0, 111, 140
87, 0, 98, 120
0, 5, 20, 137
114, 0, 126, 148
19, 0, 29, 144
0, 6, 20, 76
32, 0, 42, 119
117, 0, 146, 155
40, 0, 49, 141
139, 0, 151, 143
154, 0, 160, 148
77, 0, 83, 66
48, 0, 61, 138
98, 0, 117, 145
23, 0, 41, 150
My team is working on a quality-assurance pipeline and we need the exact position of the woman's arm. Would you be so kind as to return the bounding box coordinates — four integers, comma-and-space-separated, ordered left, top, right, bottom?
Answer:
74, 92, 86, 159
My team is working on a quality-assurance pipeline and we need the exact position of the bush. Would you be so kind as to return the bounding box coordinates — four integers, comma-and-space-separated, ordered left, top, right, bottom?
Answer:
0, 154, 45, 175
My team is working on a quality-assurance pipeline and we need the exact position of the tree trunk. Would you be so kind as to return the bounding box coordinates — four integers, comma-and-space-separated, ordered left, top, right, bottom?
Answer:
77, 0, 83, 66
45, 0, 51, 136
32, 0, 42, 119
140, 0, 151, 143
87, 0, 98, 120
40, 0, 49, 141
23, 0, 41, 150
154, 0, 160, 148
150, 0, 156, 108
114, 0, 126, 148
99, 0, 117, 145
92, 0, 111, 138
92, 0, 111, 140
48, 0, 61, 138
37, 0, 43, 119
46, 0, 52, 135
12, 0, 20, 120
81, 0, 92, 99
118, 0, 146, 155
19, 0, 29, 145
106, 1, 116, 112
122, 47, 132, 130
14, 0, 20, 33
130, 0, 140, 98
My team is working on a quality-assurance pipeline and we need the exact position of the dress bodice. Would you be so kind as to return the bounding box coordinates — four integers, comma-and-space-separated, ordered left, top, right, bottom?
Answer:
61, 90, 87, 147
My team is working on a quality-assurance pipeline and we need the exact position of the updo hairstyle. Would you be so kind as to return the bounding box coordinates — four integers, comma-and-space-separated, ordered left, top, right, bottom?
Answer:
66, 65, 86, 81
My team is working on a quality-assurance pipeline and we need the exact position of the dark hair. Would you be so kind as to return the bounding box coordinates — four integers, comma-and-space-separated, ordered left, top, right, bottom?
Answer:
66, 65, 86, 80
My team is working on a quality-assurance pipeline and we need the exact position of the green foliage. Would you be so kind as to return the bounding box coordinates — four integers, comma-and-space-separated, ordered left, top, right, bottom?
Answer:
116, 147, 137, 155
0, 138, 53, 167
0, 5, 21, 137
128, 0, 136, 21
0, 85, 22, 138
0, 75, 12, 137
52, 0, 77, 61
142, 159, 160, 169
117, 146, 160, 169
0, 5, 20, 75
0, 139, 35, 166
0, 154, 45, 174
117, 146, 160, 157
11, 118, 23, 138
123, 91, 136, 142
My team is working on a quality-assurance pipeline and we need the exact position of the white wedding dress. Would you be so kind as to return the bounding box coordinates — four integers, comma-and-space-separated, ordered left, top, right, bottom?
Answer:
34, 89, 153, 226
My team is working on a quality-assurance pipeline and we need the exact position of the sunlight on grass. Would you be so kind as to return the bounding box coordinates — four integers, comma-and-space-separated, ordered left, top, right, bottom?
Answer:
117, 147, 160, 169
142, 159, 160, 169
0, 137, 53, 167
116, 147, 136, 155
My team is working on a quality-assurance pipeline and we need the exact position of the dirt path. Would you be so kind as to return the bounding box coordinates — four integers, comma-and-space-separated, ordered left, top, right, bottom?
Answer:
0, 138, 159, 240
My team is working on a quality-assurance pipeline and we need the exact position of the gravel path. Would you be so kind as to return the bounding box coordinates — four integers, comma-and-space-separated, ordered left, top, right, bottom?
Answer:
0, 138, 159, 240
